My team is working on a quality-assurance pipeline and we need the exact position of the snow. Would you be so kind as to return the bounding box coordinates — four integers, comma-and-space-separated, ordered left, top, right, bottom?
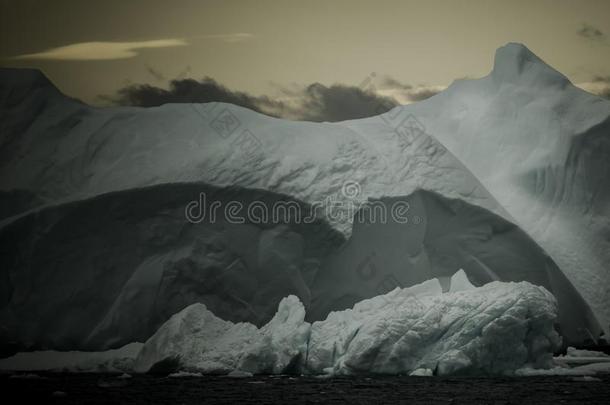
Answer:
168, 371, 203, 378
133, 295, 309, 374
9, 373, 45, 379
378, 43, 610, 333
448, 269, 475, 293
516, 362, 610, 377
409, 368, 433, 377
570, 376, 602, 382
554, 347, 610, 367
133, 272, 561, 376
0, 42, 607, 353
517, 346, 610, 376
227, 370, 254, 378
564, 347, 609, 358
117, 372, 132, 379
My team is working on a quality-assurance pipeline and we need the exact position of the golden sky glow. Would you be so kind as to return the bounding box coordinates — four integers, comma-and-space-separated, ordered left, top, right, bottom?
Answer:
1, 0, 609, 104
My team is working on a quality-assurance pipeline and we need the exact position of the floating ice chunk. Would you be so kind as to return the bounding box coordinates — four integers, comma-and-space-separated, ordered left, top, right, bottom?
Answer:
572, 362, 610, 374
409, 368, 433, 376
227, 370, 253, 378
134, 297, 309, 374
0, 343, 142, 372
516, 361, 610, 377
564, 347, 609, 358
133, 303, 259, 374
134, 278, 560, 376
168, 371, 203, 378
570, 375, 602, 382
9, 373, 45, 379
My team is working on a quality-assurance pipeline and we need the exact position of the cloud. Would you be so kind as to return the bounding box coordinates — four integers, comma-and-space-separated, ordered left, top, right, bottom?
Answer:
106, 77, 398, 121
577, 23, 606, 41
375, 75, 445, 104
12, 39, 188, 61
276, 82, 398, 121
576, 76, 610, 99
591, 76, 610, 99
107, 76, 285, 114
105, 73, 446, 122
379, 76, 413, 91
10, 32, 254, 61
593, 75, 610, 83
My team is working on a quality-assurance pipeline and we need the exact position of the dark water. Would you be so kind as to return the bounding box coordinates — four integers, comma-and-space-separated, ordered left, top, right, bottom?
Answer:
2, 373, 609, 404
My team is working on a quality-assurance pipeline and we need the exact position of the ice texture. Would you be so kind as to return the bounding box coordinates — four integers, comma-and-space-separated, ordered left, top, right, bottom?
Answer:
0, 186, 595, 351
133, 272, 561, 376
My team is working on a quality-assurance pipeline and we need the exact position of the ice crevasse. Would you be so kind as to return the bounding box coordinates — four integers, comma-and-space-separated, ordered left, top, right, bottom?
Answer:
133, 271, 561, 376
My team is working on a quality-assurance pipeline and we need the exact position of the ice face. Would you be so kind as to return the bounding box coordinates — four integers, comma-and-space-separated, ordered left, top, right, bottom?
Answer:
376, 44, 610, 332
0, 184, 343, 351
308, 191, 598, 344
0, 185, 595, 353
133, 273, 561, 376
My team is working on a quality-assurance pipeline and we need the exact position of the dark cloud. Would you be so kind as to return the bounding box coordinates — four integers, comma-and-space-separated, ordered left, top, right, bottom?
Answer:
578, 23, 605, 41
379, 76, 413, 91
106, 76, 402, 122
104, 71, 446, 121
279, 82, 398, 122
108, 76, 284, 115
593, 75, 610, 83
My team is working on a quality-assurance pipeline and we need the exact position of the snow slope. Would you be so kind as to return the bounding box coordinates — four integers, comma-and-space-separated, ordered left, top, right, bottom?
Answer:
133, 272, 561, 376
0, 43, 608, 351
0, 69, 497, 230
373, 43, 610, 333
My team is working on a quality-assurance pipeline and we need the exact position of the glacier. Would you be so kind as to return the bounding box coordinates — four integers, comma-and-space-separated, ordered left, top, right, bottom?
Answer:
0, 42, 609, 356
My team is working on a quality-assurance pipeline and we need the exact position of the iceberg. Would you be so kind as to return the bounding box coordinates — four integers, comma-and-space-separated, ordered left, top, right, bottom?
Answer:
0, 342, 142, 373
133, 271, 561, 376
0, 42, 607, 353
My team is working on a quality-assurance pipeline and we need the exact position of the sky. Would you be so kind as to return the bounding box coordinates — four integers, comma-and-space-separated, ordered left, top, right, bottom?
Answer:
1, 0, 609, 116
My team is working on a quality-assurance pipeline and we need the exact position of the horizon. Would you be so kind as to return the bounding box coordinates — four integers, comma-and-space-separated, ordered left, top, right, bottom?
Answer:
1, 0, 609, 117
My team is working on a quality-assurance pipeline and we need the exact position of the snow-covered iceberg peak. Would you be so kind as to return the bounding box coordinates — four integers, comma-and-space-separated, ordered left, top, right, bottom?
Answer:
490, 42, 570, 87
133, 272, 561, 376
